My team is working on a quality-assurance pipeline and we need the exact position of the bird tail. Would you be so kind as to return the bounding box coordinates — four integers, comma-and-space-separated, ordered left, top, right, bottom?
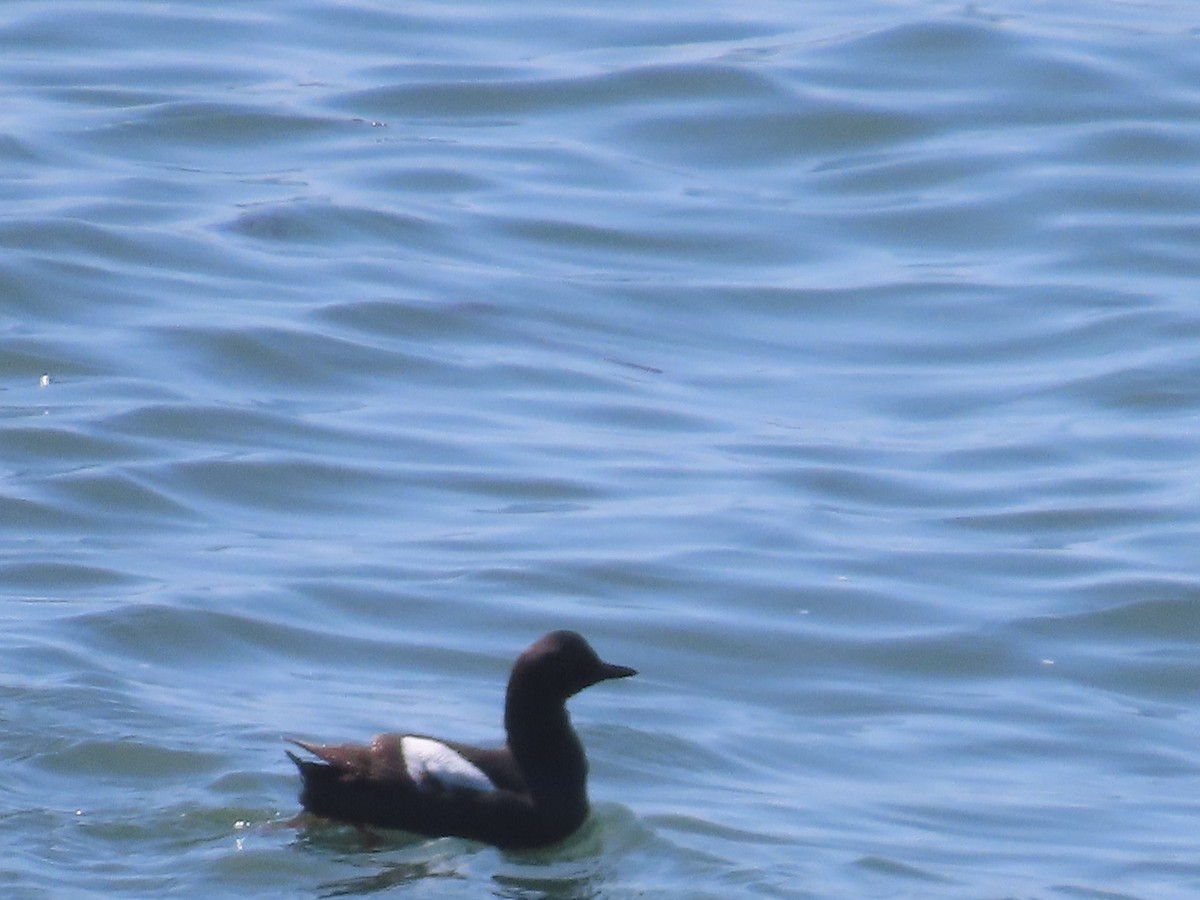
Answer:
284, 740, 343, 817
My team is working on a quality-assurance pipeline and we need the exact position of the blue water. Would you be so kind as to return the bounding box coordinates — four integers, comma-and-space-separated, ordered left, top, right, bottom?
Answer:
3, 1, 1200, 896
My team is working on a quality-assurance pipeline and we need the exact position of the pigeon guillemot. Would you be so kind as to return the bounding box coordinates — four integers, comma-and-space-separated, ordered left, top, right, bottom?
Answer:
286, 630, 636, 849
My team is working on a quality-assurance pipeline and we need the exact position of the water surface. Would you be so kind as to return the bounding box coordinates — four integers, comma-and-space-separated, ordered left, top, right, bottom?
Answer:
3, 1, 1200, 897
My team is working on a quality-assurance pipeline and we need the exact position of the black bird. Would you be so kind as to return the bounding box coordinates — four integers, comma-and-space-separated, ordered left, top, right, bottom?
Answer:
287, 630, 637, 849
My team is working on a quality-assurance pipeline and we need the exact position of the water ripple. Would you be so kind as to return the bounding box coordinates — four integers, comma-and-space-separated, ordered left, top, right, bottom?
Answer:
3, 3, 1200, 898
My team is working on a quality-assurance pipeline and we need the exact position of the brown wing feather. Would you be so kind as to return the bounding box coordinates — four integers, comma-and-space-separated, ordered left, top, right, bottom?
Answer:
287, 735, 406, 779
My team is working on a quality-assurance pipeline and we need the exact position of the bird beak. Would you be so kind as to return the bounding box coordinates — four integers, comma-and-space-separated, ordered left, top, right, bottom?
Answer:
598, 661, 637, 681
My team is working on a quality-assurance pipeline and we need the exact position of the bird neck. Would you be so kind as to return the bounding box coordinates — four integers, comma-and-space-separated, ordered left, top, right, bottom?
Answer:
504, 693, 588, 799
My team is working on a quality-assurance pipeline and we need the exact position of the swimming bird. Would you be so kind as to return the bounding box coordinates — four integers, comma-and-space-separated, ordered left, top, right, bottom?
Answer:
286, 630, 636, 849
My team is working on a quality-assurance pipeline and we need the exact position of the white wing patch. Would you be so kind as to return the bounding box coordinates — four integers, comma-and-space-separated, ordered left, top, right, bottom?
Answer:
400, 736, 495, 793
